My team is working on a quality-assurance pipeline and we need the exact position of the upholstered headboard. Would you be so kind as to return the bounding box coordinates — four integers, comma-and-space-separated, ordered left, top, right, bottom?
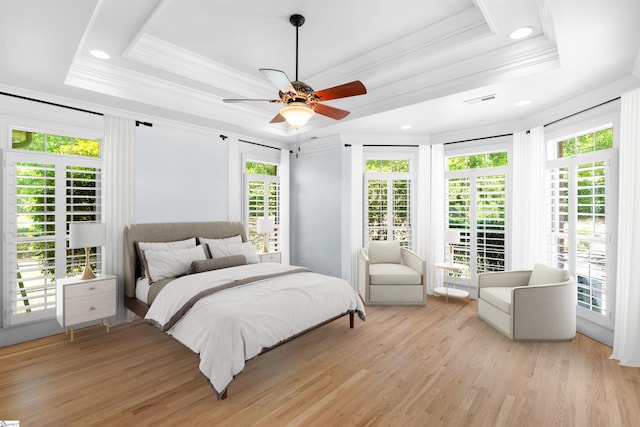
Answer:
123, 221, 247, 298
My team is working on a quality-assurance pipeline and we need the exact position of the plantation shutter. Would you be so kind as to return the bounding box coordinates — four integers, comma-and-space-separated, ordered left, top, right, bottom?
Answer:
66, 165, 103, 274
246, 174, 280, 252
445, 165, 507, 282
6, 160, 58, 324
446, 176, 471, 265
545, 154, 611, 321
4, 153, 102, 325
476, 174, 506, 272
575, 160, 608, 314
366, 176, 413, 248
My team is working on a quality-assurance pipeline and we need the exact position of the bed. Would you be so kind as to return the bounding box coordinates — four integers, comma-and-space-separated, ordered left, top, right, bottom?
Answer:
123, 221, 365, 399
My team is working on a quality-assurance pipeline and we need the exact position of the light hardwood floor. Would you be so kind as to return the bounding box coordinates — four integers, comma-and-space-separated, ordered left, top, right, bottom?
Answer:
1, 298, 639, 426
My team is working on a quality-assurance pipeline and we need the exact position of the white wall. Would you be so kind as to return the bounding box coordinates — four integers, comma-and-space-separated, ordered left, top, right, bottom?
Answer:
290, 149, 344, 277
135, 124, 228, 223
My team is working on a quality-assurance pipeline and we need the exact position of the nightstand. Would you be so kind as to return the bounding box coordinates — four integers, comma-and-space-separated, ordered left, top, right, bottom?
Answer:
56, 274, 117, 342
258, 251, 281, 263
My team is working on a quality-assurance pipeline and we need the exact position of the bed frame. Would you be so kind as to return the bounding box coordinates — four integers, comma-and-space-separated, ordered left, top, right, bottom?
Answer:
122, 221, 355, 399
123, 221, 249, 317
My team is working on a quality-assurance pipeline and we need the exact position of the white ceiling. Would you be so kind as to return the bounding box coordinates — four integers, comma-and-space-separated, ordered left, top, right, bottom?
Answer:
1, 0, 639, 146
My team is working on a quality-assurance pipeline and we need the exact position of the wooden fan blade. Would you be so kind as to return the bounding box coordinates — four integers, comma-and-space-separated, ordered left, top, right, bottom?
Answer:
260, 69, 296, 94
223, 98, 280, 103
313, 81, 366, 101
315, 103, 350, 120
269, 113, 286, 124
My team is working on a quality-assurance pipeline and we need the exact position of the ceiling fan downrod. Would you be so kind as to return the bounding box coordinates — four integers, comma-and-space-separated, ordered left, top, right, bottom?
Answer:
289, 14, 305, 82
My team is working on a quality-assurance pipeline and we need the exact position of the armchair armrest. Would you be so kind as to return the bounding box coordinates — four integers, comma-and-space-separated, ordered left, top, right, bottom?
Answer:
400, 248, 426, 276
512, 278, 576, 340
360, 248, 371, 296
477, 270, 532, 289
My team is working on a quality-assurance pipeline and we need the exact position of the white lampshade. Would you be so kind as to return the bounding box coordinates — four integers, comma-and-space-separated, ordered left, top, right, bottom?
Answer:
256, 218, 275, 234
443, 228, 461, 245
279, 102, 315, 129
69, 222, 106, 249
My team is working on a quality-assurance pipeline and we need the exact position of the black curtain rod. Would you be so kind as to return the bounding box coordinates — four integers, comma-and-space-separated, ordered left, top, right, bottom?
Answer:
544, 97, 620, 128
344, 144, 419, 148
228, 137, 292, 154
1, 91, 152, 127
444, 133, 513, 145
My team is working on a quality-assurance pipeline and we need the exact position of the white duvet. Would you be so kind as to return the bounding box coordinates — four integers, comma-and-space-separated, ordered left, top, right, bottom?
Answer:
145, 263, 365, 396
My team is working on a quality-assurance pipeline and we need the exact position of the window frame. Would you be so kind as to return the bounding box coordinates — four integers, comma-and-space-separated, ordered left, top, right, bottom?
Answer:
443, 139, 512, 290
363, 148, 417, 250
545, 124, 618, 329
4, 144, 103, 326
242, 154, 281, 253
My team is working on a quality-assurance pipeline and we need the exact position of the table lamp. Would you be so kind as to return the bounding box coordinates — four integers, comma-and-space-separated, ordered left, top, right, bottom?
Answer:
443, 228, 461, 264
69, 222, 106, 280
256, 218, 275, 253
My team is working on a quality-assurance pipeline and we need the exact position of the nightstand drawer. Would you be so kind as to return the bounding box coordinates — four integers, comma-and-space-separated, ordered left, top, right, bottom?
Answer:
65, 279, 115, 298
259, 252, 281, 263
65, 292, 116, 325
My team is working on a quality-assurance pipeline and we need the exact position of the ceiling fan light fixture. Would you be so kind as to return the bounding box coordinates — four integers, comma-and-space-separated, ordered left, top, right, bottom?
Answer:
280, 102, 315, 129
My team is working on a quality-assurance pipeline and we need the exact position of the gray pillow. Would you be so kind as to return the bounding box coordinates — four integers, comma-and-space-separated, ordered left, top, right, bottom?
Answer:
189, 255, 247, 274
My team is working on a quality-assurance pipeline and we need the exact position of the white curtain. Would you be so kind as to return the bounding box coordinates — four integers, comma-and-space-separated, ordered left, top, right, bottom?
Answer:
350, 144, 364, 294
428, 144, 445, 295
279, 148, 291, 265
227, 139, 241, 221
416, 145, 430, 261
611, 88, 640, 367
511, 127, 545, 269
103, 115, 136, 320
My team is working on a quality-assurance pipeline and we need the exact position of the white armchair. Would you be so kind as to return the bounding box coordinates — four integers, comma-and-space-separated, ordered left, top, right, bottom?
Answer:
361, 240, 426, 305
477, 263, 576, 340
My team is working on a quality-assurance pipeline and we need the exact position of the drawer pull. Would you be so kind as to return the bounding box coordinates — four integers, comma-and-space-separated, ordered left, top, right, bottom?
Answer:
89, 306, 96, 311
89, 286, 96, 290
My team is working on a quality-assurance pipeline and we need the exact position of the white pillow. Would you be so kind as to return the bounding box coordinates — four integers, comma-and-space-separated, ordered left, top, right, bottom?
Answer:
200, 235, 242, 258
136, 238, 196, 278
143, 245, 207, 283
208, 241, 258, 264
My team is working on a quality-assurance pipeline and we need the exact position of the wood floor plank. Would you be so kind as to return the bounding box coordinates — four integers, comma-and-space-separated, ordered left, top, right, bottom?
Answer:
1, 298, 639, 426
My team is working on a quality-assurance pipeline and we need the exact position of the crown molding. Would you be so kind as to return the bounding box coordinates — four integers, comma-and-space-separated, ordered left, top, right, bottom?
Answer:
310, 6, 493, 87
327, 36, 559, 124
524, 75, 639, 129
125, 34, 273, 99
64, 55, 290, 136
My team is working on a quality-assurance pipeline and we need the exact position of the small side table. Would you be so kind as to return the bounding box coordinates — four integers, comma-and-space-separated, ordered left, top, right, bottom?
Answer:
258, 251, 281, 263
56, 274, 117, 342
433, 262, 470, 303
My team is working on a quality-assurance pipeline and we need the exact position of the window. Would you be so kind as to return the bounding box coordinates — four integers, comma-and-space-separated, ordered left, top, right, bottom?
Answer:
364, 157, 415, 248
4, 129, 102, 325
245, 161, 280, 252
445, 151, 508, 276
545, 126, 614, 325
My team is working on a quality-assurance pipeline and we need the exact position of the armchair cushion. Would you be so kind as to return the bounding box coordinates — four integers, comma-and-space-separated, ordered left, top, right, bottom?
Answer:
368, 240, 402, 264
528, 263, 570, 286
369, 263, 422, 285
479, 287, 512, 313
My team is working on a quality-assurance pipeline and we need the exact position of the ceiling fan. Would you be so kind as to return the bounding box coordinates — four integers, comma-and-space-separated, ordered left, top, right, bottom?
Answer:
223, 14, 367, 129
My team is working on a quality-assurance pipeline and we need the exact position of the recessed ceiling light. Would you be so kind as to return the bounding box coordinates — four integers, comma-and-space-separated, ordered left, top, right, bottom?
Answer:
515, 99, 532, 107
510, 26, 534, 40
90, 50, 110, 60
401, 125, 412, 130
